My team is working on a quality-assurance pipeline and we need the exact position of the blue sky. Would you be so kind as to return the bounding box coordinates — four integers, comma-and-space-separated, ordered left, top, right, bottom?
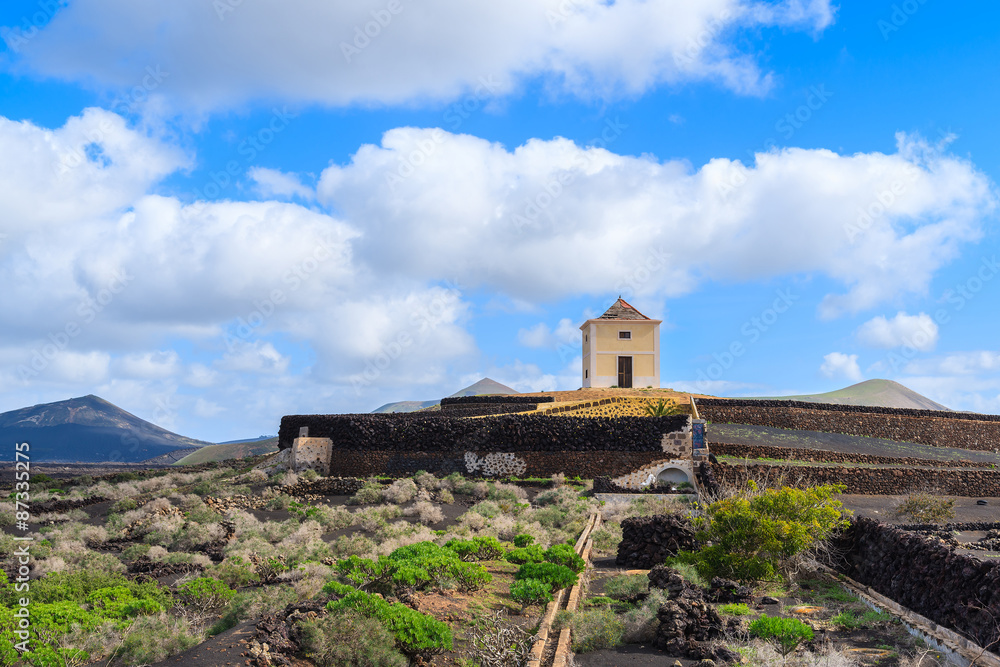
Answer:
1, 0, 999, 442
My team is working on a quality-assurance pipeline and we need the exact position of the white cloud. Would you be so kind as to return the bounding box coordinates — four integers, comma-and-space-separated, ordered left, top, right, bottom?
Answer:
856, 311, 939, 352
217, 341, 290, 375
10, 0, 835, 111
820, 352, 863, 382
114, 350, 181, 379
319, 129, 995, 311
517, 318, 579, 349
249, 167, 314, 201
899, 351, 1000, 377
194, 397, 225, 418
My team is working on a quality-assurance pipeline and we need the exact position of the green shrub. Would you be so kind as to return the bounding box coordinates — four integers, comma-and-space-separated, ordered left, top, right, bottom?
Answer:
749, 616, 814, 657
505, 545, 546, 565
298, 611, 407, 667
830, 609, 895, 630
603, 574, 648, 601
514, 563, 577, 592
322, 580, 357, 597
176, 577, 236, 613
450, 561, 492, 593
85, 586, 164, 621
328, 590, 453, 656
689, 483, 849, 581
513, 534, 535, 548
554, 608, 624, 652
510, 578, 553, 610
543, 544, 585, 573
444, 536, 506, 562
895, 493, 956, 524
719, 603, 754, 616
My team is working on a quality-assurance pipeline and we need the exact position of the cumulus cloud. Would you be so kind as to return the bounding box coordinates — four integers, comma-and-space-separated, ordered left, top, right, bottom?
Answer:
820, 352, 863, 382
517, 318, 579, 349
856, 311, 939, 352
319, 129, 995, 312
8, 0, 835, 111
249, 167, 314, 201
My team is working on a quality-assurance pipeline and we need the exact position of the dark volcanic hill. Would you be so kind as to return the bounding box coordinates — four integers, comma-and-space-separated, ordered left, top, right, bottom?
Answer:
0, 395, 211, 462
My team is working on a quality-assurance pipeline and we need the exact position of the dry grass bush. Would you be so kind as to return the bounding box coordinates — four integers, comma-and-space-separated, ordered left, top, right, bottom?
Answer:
237, 469, 269, 484
620, 588, 671, 643
413, 470, 439, 490
354, 504, 404, 532
170, 521, 225, 551
32, 556, 68, 576
437, 488, 455, 504
382, 478, 419, 504
590, 522, 623, 557
310, 504, 356, 531
377, 526, 440, 555
280, 562, 335, 599
279, 471, 300, 487
551, 472, 567, 488
487, 482, 529, 501
147, 545, 170, 560
458, 511, 488, 531
0, 501, 15, 525
108, 612, 203, 666
329, 534, 378, 559
470, 481, 489, 499
745, 642, 861, 666
281, 520, 324, 547
404, 500, 445, 525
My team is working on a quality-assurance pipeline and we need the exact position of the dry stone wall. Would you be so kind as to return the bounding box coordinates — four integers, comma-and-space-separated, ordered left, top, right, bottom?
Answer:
714, 461, 1000, 496
835, 518, 1000, 651
711, 442, 998, 468
616, 514, 698, 568
696, 400, 1000, 453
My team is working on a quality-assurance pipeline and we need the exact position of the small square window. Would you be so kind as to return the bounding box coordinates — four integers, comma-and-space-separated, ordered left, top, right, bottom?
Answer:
619, 331, 631, 340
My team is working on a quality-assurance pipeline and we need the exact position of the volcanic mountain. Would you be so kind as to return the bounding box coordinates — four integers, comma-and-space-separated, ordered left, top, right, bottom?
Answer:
0, 394, 212, 462
372, 377, 518, 413
760, 379, 950, 411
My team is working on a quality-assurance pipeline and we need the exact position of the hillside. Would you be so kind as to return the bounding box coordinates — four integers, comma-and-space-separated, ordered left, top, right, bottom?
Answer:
173, 437, 279, 465
758, 379, 949, 411
373, 377, 518, 413
0, 395, 211, 462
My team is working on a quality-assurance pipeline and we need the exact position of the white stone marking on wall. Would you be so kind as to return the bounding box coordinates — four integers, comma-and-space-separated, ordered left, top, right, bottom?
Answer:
464, 452, 528, 477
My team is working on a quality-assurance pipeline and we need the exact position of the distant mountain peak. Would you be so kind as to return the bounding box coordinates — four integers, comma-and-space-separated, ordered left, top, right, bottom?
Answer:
0, 394, 211, 463
447, 377, 518, 398
759, 379, 950, 411
373, 377, 519, 414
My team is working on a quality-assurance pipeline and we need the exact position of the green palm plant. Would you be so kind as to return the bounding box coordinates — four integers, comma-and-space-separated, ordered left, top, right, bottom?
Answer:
642, 399, 683, 417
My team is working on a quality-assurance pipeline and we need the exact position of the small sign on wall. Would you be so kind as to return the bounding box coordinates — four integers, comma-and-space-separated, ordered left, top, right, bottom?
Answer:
692, 419, 707, 457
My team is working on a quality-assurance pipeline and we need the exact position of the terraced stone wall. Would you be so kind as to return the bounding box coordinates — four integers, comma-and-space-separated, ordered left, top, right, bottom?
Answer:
714, 461, 1000, 496
278, 412, 690, 478
696, 401, 1000, 452
711, 442, 999, 468
836, 518, 1000, 651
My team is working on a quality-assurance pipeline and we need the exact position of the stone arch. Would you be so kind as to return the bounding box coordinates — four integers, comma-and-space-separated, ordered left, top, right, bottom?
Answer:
655, 466, 691, 487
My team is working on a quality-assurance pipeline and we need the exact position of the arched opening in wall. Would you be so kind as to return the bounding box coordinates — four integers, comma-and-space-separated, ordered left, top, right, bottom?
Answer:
656, 467, 690, 489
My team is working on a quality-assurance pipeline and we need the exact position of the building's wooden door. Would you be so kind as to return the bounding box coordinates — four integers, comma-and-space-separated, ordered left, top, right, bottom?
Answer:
618, 356, 632, 388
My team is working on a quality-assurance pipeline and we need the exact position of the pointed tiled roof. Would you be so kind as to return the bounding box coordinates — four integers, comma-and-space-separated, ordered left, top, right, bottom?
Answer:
597, 297, 651, 321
